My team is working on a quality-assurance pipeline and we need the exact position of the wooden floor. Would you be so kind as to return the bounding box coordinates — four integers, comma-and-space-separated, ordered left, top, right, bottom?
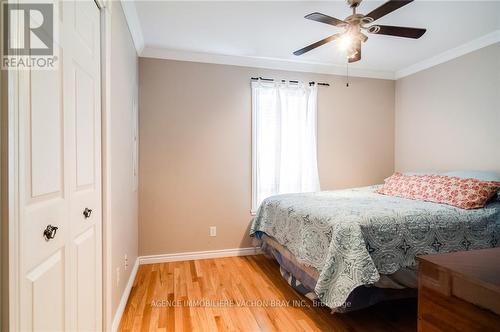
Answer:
119, 255, 417, 331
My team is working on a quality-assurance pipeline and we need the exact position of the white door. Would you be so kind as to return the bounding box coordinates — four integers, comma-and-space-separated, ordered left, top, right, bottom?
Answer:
17, 0, 102, 330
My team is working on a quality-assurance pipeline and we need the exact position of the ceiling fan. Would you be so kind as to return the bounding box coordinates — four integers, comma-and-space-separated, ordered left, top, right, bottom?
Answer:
293, 0, 426, 62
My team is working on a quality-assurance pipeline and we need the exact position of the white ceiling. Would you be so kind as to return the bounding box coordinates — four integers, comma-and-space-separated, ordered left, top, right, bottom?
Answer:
130, 1, 500, 78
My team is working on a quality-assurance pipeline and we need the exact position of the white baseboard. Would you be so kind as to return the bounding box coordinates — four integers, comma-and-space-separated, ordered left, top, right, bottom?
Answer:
111, 258, 140, 332
138, 247, 261, 265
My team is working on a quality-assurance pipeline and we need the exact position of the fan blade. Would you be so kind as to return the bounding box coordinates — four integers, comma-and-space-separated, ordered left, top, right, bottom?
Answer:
305, 12, 346, 27
365, 0, 413, 22
348, 40, 361, 63
293, 34, 341, 56
369, 25, 426, 39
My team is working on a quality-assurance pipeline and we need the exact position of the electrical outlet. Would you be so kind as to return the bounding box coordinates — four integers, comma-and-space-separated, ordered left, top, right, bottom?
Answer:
124, 254, 128, 271
209, 226, 216, 237
116, 267, 120, 286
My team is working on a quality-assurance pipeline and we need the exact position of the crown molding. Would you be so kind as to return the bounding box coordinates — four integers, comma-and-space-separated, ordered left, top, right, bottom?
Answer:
395, 30, 500, 79
123, 3, 498, 82
140, 46, 395, 80
120, 0, 144, 54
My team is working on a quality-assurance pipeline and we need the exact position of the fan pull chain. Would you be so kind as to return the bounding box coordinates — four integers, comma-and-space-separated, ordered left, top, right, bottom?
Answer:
346, 61, 350, 87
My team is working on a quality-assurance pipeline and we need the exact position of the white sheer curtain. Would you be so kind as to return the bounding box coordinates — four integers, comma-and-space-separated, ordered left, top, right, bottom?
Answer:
251, 80, 320, 212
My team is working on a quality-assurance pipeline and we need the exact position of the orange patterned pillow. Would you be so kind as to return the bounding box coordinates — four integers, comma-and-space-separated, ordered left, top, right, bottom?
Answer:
377, 173, 500, 209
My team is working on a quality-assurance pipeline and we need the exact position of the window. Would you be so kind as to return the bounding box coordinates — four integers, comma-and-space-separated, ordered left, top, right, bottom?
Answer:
251, 81, 320, 213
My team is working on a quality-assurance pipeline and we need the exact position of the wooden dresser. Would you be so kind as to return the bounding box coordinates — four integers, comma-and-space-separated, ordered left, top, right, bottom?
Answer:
417, 248, 500, 331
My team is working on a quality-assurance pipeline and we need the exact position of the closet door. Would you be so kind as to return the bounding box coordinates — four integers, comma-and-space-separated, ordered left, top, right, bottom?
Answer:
18, 0, 101, 330
64, 0, 102, 330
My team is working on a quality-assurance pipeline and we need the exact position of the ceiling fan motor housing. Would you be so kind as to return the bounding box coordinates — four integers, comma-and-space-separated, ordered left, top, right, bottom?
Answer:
344, 15, 369, 44
347, 0, 362, 9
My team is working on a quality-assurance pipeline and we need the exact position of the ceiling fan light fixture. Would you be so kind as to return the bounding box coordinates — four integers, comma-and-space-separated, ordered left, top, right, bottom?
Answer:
348, 48, 358, 59
367, 25, 381, 34
338, 34, 354, 50
293, 0, 427, 62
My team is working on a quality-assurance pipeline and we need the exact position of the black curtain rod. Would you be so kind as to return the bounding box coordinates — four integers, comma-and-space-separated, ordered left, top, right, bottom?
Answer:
251, 77, 330, 87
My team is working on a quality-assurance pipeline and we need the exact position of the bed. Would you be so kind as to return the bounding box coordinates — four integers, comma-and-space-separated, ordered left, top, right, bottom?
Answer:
250, 185, 500, 312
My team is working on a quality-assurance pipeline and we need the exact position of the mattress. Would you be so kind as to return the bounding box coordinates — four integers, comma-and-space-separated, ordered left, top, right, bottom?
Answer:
250, 185, 500, 310
259, 234, 417, 312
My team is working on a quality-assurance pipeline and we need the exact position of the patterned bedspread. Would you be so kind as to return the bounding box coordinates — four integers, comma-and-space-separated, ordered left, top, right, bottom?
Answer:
250, 186, 500, 309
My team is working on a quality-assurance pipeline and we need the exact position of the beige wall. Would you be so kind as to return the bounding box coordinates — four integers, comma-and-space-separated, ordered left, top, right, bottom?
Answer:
138, 59, 395, 256
108, 1, 139, 324
395, 43, 500, 172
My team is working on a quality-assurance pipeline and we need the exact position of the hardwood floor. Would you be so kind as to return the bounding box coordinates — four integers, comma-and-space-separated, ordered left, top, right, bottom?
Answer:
119, 255, 417, 331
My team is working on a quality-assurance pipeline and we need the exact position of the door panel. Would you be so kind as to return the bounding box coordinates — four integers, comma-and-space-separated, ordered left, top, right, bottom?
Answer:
19, 2, 69, 328
67, 0, 102, 330
74, 0, 97, 55
29, 64, 63, 198
75, 227, 96, 331
74, 65, 96, 189
26, 251, 65, 332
